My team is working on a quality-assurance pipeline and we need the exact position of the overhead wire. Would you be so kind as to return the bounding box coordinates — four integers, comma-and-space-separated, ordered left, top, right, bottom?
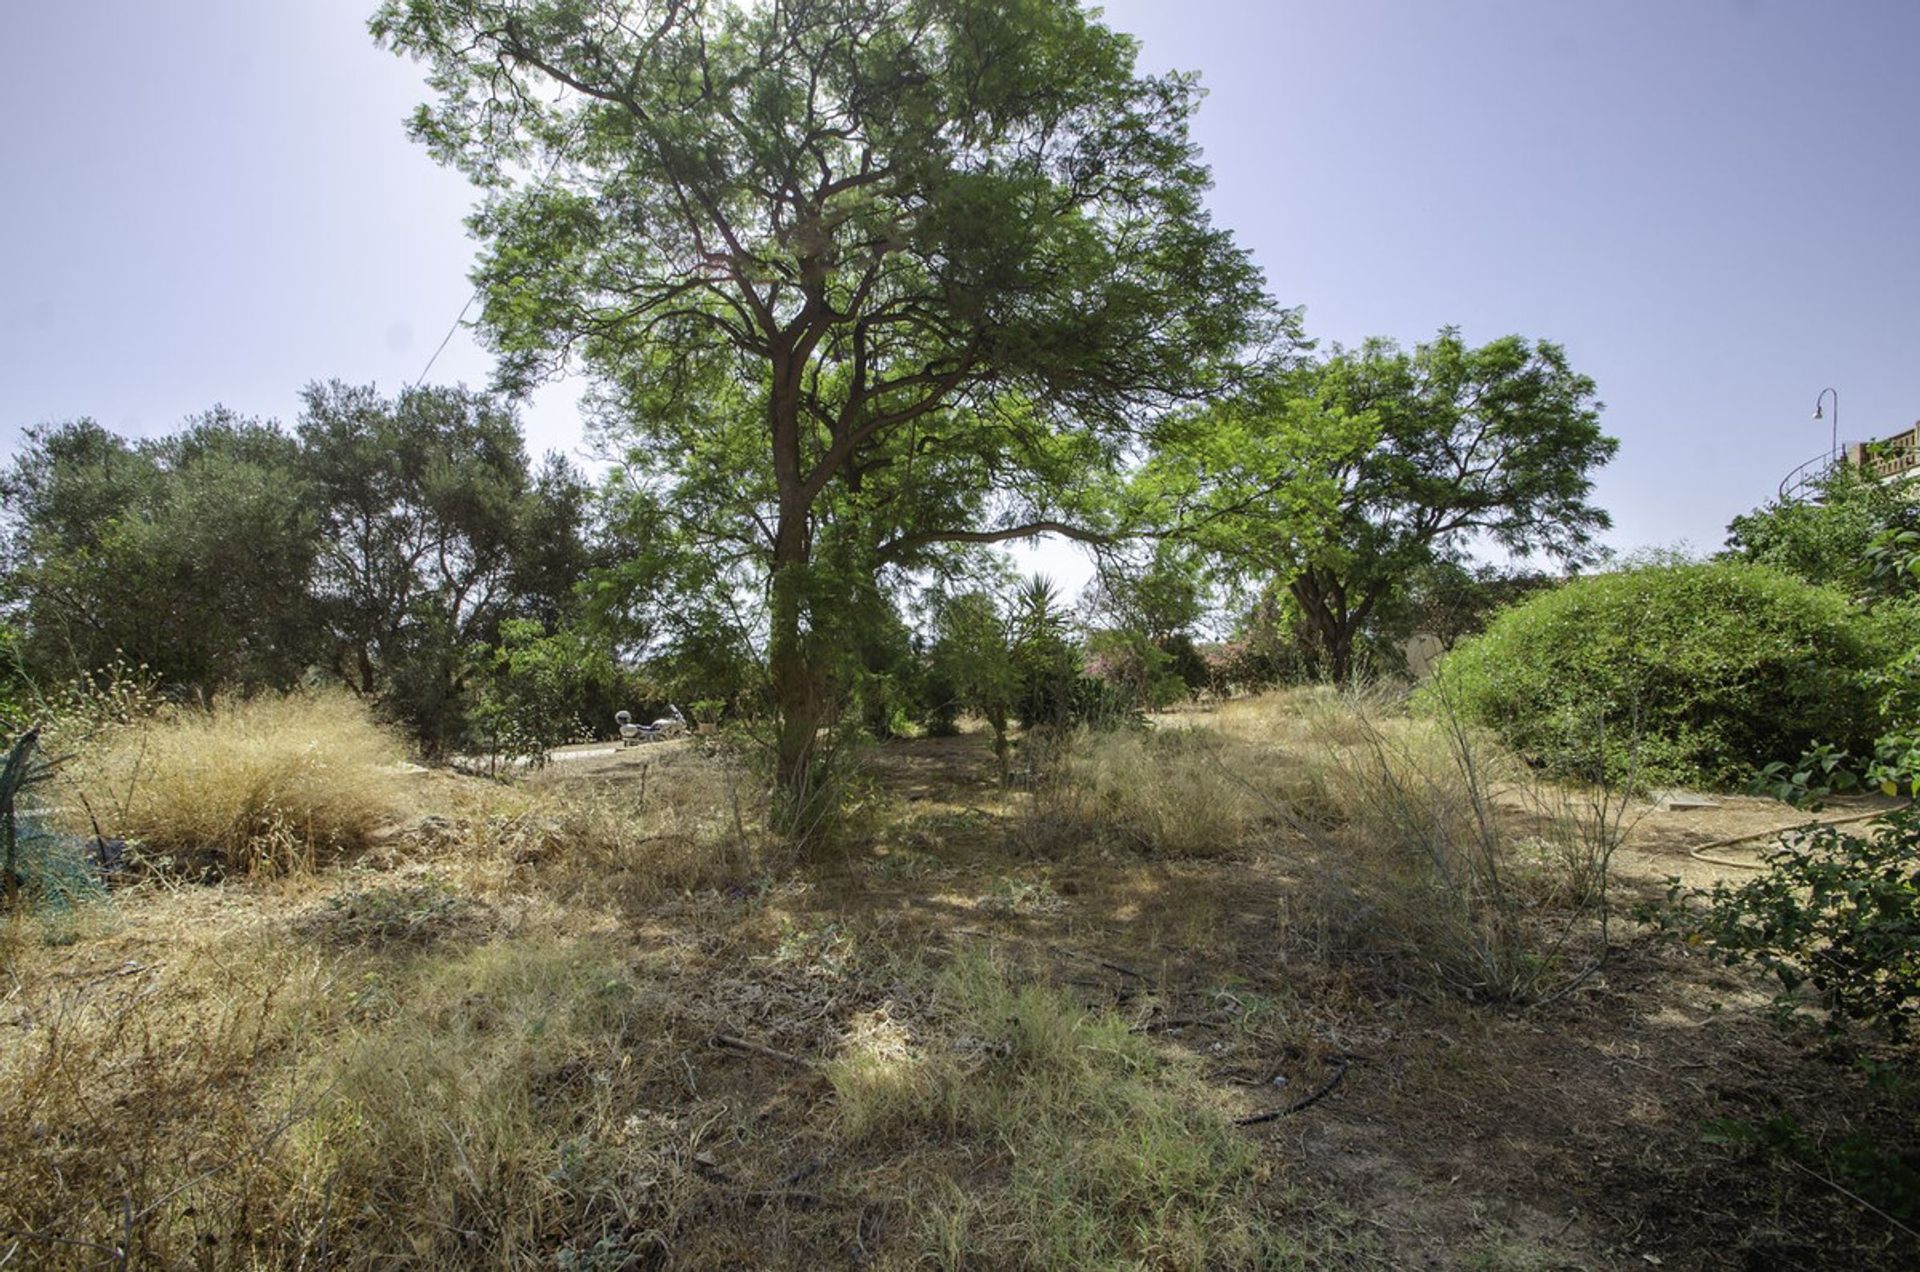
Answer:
405, 112, 584, 391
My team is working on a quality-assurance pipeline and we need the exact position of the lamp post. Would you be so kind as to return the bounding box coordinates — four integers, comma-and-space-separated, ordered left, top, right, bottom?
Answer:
1812, 387, 1838, 461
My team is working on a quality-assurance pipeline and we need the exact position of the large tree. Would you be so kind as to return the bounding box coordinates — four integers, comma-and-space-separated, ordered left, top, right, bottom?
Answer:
373, 0, 1270, 815
297, 381, 590, 749
1156, 329, 1616, 683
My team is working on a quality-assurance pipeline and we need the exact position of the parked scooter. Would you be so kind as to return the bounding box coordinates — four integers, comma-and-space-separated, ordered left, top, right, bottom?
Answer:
615, 705, 687, 747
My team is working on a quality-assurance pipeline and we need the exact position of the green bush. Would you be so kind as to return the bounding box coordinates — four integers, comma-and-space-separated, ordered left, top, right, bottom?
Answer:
1652, 808, 1920, 1037
1426, 562, 1891, 787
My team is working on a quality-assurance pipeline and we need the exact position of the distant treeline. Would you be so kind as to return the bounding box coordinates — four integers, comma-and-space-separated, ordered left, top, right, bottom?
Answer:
0, 383, 609, 752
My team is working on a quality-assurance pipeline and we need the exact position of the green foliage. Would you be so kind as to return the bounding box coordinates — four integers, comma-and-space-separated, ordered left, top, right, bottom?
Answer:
1, 392, 609, 754
0, 413, 322, 690
0, 625, 25, 725
1007, 576, 1084, 730
926, 591, 1019, 749
1430, 562, 1889, 787
1083, 629, 1192, 709
1154, 329, 1616, 682
1394, 561, 1562, 653
1750, 742, 1863, 807
374, 0, 1270, 806
1699, 1113, 1920, 1229
298, 381, 594, 751
471, 619, 630, 764
1726, 465, 1920, 603
1654, 809, 1920, 1037
1081, 544, 1212, 703
1726, 473, 1920, 802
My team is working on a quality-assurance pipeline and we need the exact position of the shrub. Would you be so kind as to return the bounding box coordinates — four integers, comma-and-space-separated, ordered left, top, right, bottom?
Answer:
1653, 808, 1920, 1037
469, 617, 632, 764
53, 690, 407, 876
1427, 562, 1888, 788
1271, 689, 1631, 1003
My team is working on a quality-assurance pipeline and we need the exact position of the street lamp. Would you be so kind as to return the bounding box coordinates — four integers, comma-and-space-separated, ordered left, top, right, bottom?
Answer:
1812, 387, 1838, 461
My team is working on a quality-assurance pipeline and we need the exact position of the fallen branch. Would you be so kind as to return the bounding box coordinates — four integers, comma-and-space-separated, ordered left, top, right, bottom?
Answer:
1131, 1015, 1222, 1034
710, 1032, 815, 1070
1233, 1056, 1352, 1126
1788, 1155, 1920, 1242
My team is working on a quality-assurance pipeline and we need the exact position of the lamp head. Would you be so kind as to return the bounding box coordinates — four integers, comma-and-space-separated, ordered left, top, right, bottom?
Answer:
1813, 403, 1825, 421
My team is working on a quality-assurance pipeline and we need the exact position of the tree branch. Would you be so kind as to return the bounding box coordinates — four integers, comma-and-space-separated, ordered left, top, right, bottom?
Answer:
876, 520, 1111, 563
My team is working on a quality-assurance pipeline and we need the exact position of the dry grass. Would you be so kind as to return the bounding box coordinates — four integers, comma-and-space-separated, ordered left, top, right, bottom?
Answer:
827, 949, 1287, 1269
1014, 726, 1277, 858
281, 938, 680, 1268
0, 919, 343, 1266
0, 907, 681, 1269
1028, 686, 1630, 1003
1241, 687, 1630, 1003
52, 690, 406, 877
441, 752, 772, 907
6, 688, 1900, 1269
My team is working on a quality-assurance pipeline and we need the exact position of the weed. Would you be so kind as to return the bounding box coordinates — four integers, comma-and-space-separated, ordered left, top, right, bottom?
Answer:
299, 873, 485, 947
827, 950, 1276, 1269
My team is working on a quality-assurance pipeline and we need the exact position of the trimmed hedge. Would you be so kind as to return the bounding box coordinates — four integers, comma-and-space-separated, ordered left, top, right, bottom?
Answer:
1426, 562, 1894, 788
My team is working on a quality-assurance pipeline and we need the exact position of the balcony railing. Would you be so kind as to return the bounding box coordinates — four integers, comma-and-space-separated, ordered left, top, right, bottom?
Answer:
1779, 424, 1920, 502
1857, 426, 1920, 481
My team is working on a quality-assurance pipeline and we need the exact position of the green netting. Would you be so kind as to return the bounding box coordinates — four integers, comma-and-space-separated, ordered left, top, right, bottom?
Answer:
9, 808, 109, 912
3, 729, 111, 915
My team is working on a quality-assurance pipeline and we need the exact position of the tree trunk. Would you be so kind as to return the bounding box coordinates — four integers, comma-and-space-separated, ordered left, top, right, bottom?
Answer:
1289, 573, 1355, 687
766, 364, 828, 838
1324, 623, 1354, 687
767, 506, 822, 830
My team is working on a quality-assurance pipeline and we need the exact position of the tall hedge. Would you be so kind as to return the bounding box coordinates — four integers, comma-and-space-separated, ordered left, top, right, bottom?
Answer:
1426, 562, 1894, 787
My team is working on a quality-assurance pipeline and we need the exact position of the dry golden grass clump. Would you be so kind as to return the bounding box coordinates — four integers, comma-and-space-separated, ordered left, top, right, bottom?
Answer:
1022, 686, 1627, 1002
1017, 726, 1277, 858
0, 918, 680, 1269
462, 756, 769, 905
1226, 687, 1631, 1003
0, 927, 343, 1267
56, 690, 407, 876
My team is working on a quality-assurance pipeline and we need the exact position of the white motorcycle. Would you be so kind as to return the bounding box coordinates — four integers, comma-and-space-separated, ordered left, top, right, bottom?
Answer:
615, 705, 687, 746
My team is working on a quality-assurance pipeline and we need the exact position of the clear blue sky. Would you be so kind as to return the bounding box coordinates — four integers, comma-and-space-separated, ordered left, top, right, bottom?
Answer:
4, 1, 1917, 565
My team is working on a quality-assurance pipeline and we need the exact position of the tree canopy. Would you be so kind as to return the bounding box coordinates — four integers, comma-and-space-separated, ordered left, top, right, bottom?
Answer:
1153, 329, 1617, 681
0, 413, 321, 690
372, 0, 1273, 811
0, 388, 601, 754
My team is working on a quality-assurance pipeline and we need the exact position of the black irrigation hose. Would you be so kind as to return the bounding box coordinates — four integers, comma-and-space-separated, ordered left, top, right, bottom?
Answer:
1233, 1055, 1354, 1126
1686, 802, 1912, 871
